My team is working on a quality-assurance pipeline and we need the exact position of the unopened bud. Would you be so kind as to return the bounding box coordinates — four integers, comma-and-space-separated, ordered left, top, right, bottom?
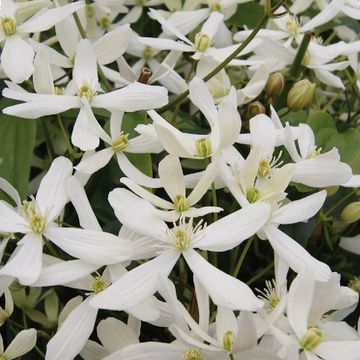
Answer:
246, 101, 266, 119
265, 72, 285, 97
138, 67, 152, 84
340, 201, 360, 223
287, 79, 315, 111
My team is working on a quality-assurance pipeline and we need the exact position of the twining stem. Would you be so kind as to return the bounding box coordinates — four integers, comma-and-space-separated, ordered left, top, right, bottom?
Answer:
158, 0, 288, 114
246, 261, 274, 286
289, 31, 312, 78
232, 235, 255, 278
56, 115, 82, 159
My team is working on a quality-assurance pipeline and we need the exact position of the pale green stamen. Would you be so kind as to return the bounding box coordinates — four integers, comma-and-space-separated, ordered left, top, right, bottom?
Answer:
1, 16, 17, 36
174, 195, 189, 212
22, 197, 46, 234
300, 327, 324, 351
77, 83, 94, 103
184, 348, 204, 360
195, 138, 212, 158
223, 330, 235, 352
194, 33, 211, 52
112, 133, 129, 152
246, 188, 261, 203
90, 276, 108, 294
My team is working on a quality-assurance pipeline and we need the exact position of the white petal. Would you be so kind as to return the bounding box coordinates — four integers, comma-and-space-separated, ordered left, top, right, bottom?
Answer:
97, 318, 138, 353
33, 49, 54, 94
314, 68, 344, 89
80, 340, 108, 360
183, 249, 263, 310
339, 235, 360, 255
292, 158, 352, 187
234, 311, 257, 352
45, 299, 97, 360
263, 226, 331, 282
108, 188, 167, 240
216, 307, 238, 343
66, 176, 101, 231
201, 11, 224, 40
315, 341, 360, 360
93, 83, 169, 112
342, 174, 360, 187
73, 39, 98, 89
120, 177, 174, 210
188, 77, 218, 128
36, 156, 72, 221
5, 329, 37, 359
0, 178, 21, 208
18, 2, 85, 33
34, 259, 97, 287
196, 202, 271, 251
0, 233, 43, 285
1, 35, 34, 83
0, 202, 28, 233
271, 190, 326, 225
89, 250, 179, 310
287, 268, 314, 339
103, 342, 181, 360
55, 16, 79, 58
158, 155, 185, 200
75, 148, 114, 175
45, 227, 132, 265
93, 24, 130, 65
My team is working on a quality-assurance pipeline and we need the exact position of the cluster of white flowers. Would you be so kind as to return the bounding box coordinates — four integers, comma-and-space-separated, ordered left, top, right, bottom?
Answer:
0, 0, 360, 359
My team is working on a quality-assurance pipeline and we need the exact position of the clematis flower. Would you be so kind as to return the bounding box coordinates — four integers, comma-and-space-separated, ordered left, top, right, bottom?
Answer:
120, 154, 222, 220
0, 157, 133, 285
0, 0, 85, 83
89, 187, 271, 311
2, 38, 169, 151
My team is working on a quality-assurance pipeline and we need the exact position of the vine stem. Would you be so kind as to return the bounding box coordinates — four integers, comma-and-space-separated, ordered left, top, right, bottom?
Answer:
158, 0, 288, 114
232, 235, 255, 278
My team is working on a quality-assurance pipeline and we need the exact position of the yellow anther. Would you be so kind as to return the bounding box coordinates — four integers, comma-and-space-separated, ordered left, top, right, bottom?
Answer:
300, 327, 323, 351
184, 348, 204, 360
246, 188, 261, 203
90, 276, 108, 294
174, 195, 189, 212
223, 330, 235, 352
112, 133, 129, 152
195, 138, 212, 158
258, 159, 271, 177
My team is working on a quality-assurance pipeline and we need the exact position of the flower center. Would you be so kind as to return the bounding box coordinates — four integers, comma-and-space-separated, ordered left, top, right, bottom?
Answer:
257, 279, 280, 311
175, 228, 190, 251
286, 18, 299, 37
99, 16, 111, 30
306, 147, 321, 159
174, 195, 189, 212
194, 33, 211, 52
246, 188, 261, 203
209, 1, 222, 11
258, 159, 271, 177
112, 132, 129, 152
1, 16, 17, 36
142, 46, 154, 61
90, 276, 108, 294
195, 138, 212, 158
184, 348, 203, 360
22, 197, 46, 234
54, 87, 65, 95
0, 355, 8, 360
223, 330, 235, 352
77, 83, 94, 103
300, 327, 323, 351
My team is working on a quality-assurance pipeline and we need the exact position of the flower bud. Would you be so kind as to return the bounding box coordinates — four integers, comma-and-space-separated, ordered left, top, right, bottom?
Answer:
138, 67, 152, 84
246, 101, 266, 119
287, 79, 315, 111
265, 72, 285, 97
340, 201, 360, 223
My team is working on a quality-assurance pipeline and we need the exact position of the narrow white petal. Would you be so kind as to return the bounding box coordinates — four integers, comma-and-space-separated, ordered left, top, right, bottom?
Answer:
216, 307, 238, 343
34, 259, 97, 287
93, 24, 130, 65
108, 188, 167, 239
0, 202, 28, 233
36, 156, 73, 221
74, 148, 114, 175
33, 49, 54, 94
0, 233, 43, 285
5, 329, 37, 359
264, 226, 331, 281
183, 249, 263, 310
89, 250, 179, 310
315, 340, 360, 360
55, 16, 79, 58
45, 299, 97, 360
201, 11, 224, 40
188, 77, 218, 128
93, 83, 168, 111
158, 155, 185, 200
138, 36, 194, 52
80, 340, 108, 360
271, 191, 326, 225
18, 2, 85, 33
1, 36, 34, 83
339, 235, 360, 255
45, 227, 133, 265
314, 69, 344, 89
120, 177, 174, 210
196, 202, 271, 251
287, 268, 314, 339
0, 178, 21, 208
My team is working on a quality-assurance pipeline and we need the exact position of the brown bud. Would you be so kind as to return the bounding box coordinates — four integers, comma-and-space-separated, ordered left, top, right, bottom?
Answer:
137, 67, 152, 84
246, 101, 266, 119
265, 72, 285, 97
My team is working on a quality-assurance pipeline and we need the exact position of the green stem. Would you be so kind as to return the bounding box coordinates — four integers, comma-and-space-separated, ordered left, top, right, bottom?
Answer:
246, 261, 274, 286
158, 0, 288, 113
232, 235, 255, 278
42, 119, 55, 161
56, 114, 82, 159
72, 11, 87, 39
289, 31, 312, 78
229, 354, 235, 360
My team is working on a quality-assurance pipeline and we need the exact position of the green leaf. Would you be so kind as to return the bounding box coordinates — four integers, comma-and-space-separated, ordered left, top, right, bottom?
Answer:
228, 3, 264, 28
307, 111, 336, 133
0, 98, 36, 200
280, 109, 308, 126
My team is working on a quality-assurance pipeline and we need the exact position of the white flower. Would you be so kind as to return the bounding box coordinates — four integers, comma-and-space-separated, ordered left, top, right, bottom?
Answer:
0, 0, 85, 83
0, 157, 133, 285
2, 38, 169, 151
89, 187, 271, 311
0, 329, 37, 359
